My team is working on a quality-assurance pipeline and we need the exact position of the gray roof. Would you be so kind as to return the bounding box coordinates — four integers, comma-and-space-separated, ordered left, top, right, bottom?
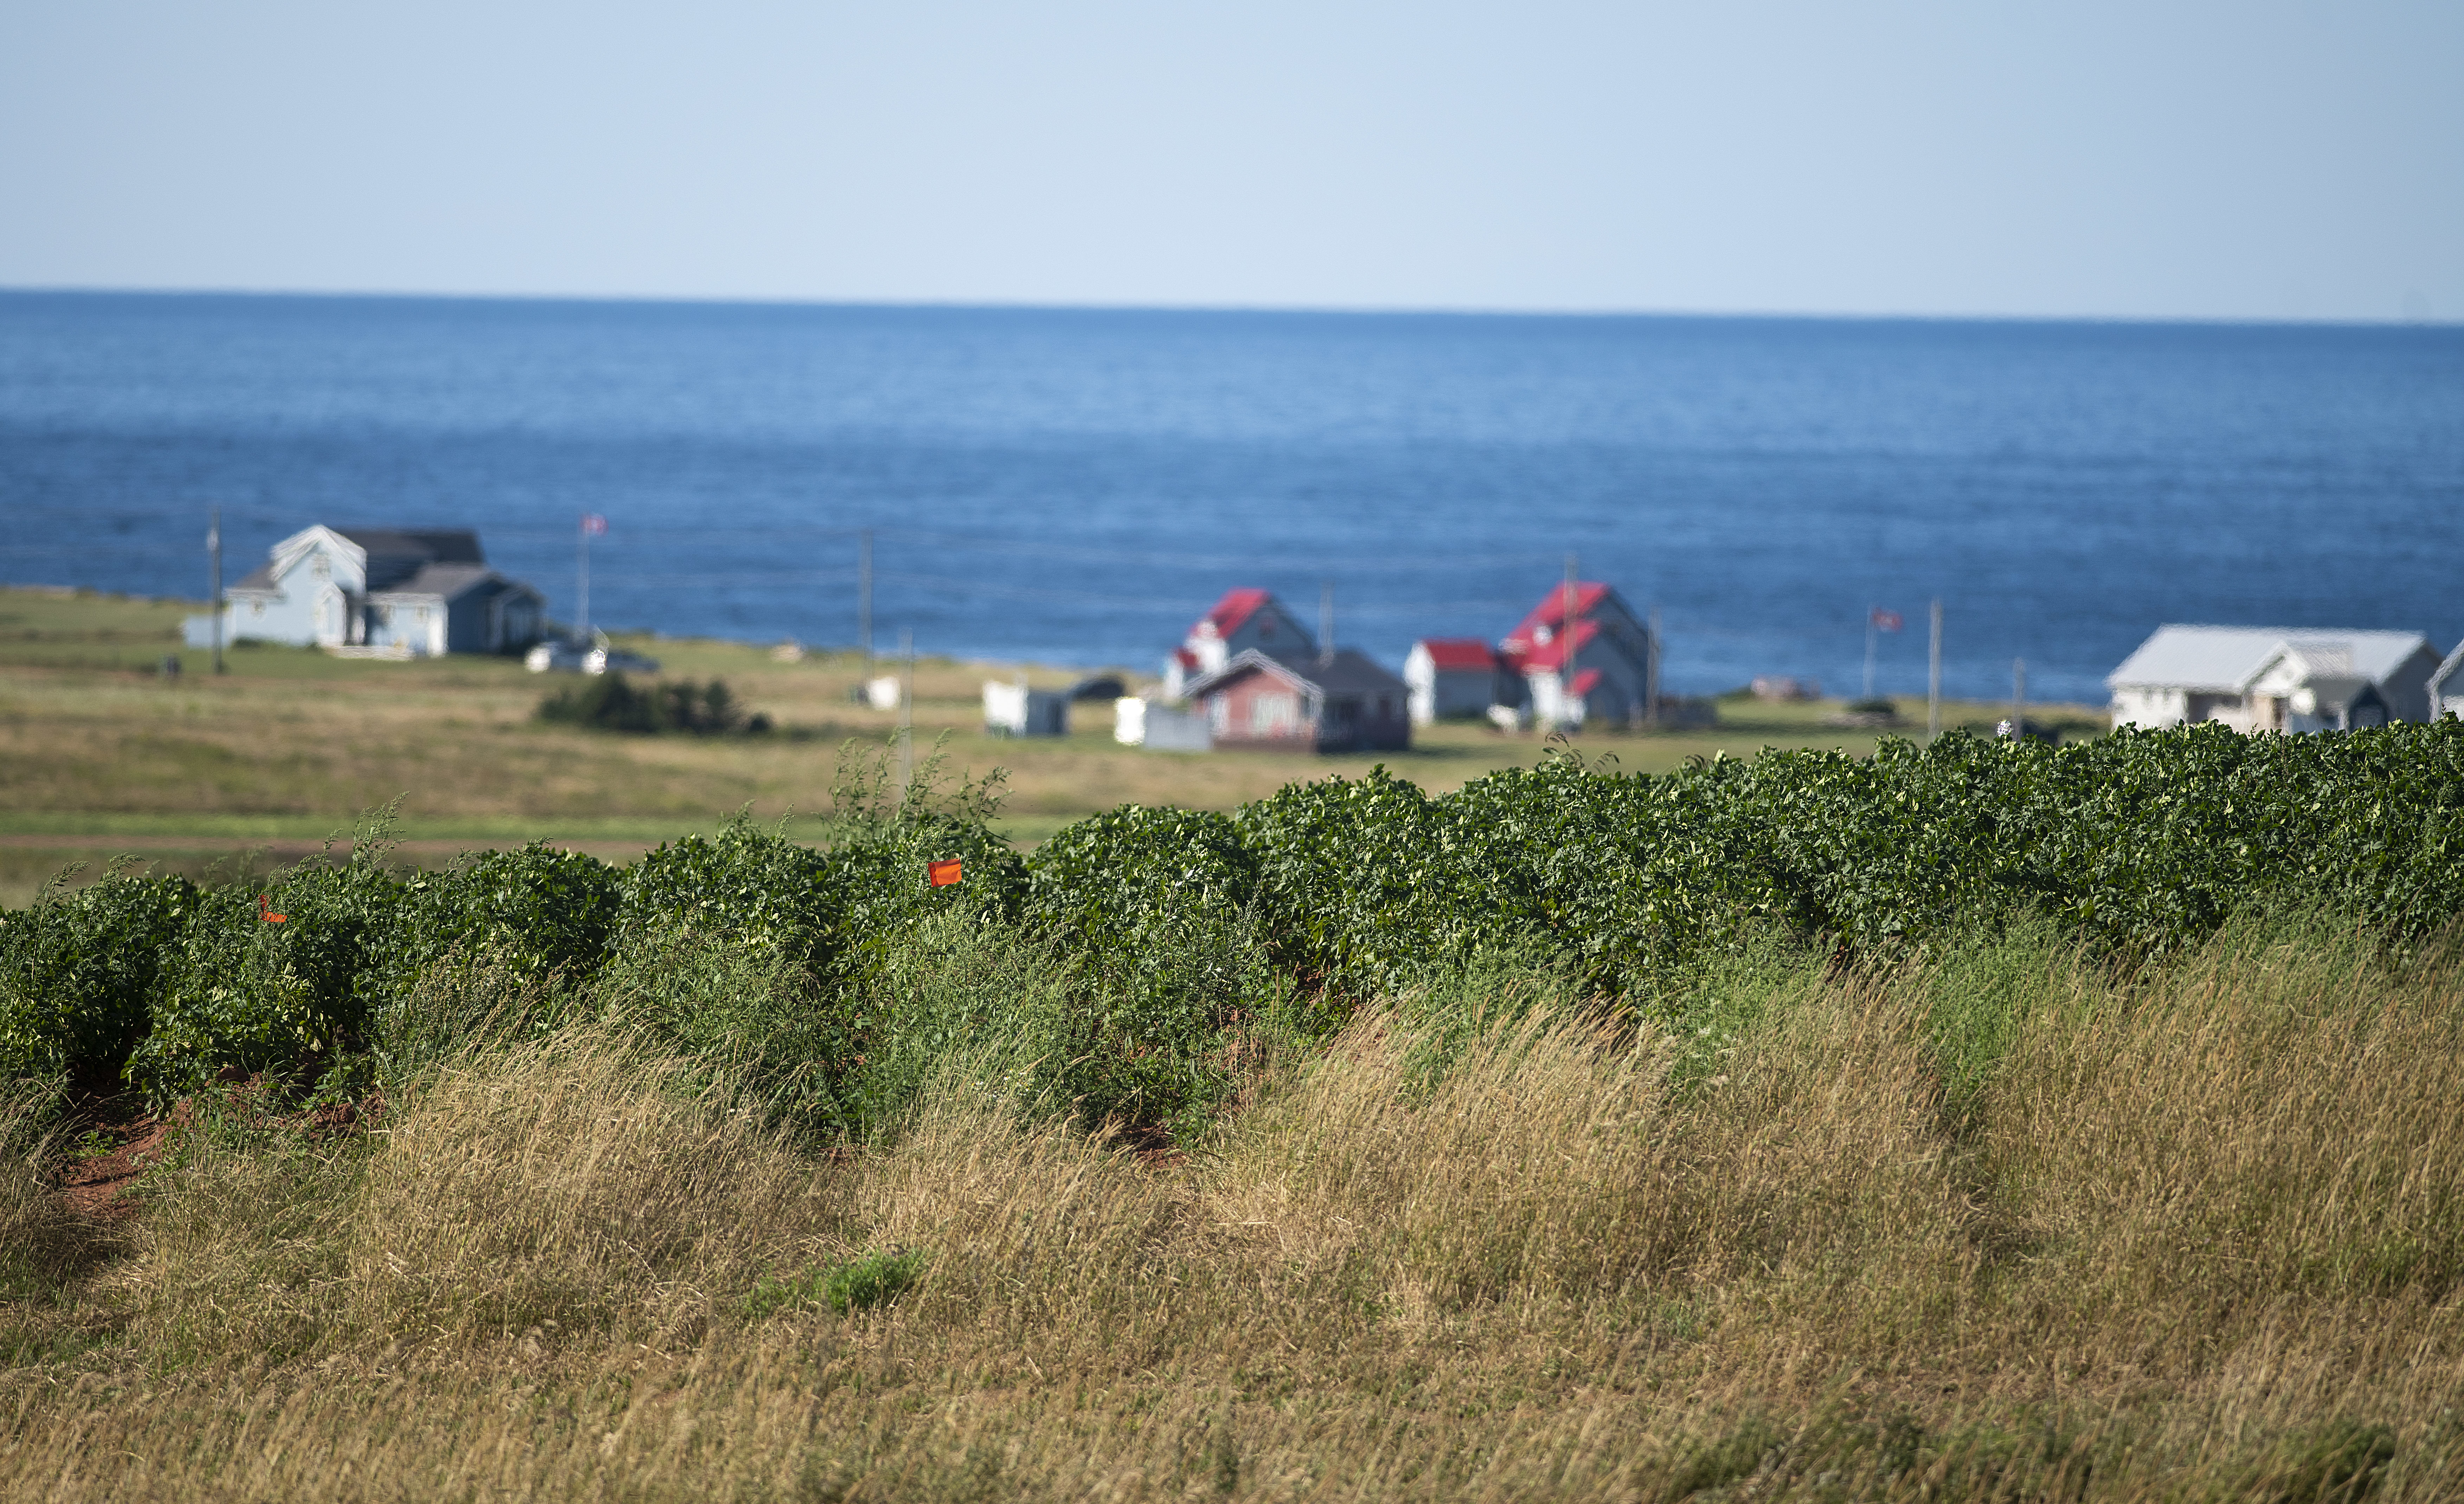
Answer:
338, 528, 485, 590
2107, 625, 2435, 692
1185, 647, 1409, 700
2432, 640, 2464, 700
368, 563, 504, 602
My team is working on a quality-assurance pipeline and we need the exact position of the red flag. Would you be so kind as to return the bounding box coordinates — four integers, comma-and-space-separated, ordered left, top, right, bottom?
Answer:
1871, 608, 1904, 632
257, 894, 288, 923
580, 513, 609, 536
928, 859, 963, 888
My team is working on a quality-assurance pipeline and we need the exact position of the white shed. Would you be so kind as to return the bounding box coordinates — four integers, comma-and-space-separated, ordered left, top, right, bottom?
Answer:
1114, 696, 1212, 751
984, 681, 1069, 737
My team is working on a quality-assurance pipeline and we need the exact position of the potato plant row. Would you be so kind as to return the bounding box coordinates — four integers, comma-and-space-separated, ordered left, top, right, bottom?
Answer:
5, 721, 2462, 1130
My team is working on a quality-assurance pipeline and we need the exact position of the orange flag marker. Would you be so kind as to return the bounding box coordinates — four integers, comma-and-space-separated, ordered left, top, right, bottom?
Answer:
257, 894, 288, 923
928, 859, 963, 888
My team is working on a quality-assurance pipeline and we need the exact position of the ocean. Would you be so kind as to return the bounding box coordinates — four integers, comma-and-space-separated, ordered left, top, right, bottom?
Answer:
3, 290, 2459, 705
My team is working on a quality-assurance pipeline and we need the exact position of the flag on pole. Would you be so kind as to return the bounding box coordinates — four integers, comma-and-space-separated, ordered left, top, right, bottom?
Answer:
1871, 608, 1904, 632
581, 513, 609, 536
928, 859, 963, 887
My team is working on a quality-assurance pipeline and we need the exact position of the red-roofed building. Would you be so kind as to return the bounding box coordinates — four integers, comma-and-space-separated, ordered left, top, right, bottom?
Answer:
1404, 637, 1505, 723
1162, 588, 1317, 698
1498, 581, 1657, 727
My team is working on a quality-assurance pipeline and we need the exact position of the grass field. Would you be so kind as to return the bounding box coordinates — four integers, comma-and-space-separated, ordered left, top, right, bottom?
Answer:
0, 585, 2102, 905
4, 915, 2457, 1502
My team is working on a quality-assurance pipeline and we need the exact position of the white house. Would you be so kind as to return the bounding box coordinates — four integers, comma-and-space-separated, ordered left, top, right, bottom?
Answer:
2431, 641, 2464, 721
1161, 589, 1317, 699
186, 525, 544, 657
2106, 625, 2444, 732
1404, 638, 1502, 724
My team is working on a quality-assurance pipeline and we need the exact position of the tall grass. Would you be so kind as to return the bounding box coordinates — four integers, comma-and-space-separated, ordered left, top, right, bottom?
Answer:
3, 913, 2461, 1501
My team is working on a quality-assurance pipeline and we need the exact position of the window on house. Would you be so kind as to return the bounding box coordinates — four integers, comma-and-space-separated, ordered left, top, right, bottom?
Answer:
1251, 692, 1299, 735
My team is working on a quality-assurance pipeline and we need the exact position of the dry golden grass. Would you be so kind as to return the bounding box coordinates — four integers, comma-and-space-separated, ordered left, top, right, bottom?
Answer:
4, 925, 2460, 1500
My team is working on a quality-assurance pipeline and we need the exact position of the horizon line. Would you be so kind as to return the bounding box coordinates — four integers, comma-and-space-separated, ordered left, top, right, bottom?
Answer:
0, 281, 2452, 332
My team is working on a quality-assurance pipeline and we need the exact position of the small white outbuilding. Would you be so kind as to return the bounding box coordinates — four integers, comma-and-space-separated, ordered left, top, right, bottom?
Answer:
984, 681, 1069, 737
1114, 696, 1212, 751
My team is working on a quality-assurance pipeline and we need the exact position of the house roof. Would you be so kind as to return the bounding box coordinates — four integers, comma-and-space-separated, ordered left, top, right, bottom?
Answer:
1505, 617, 1599, 674
2107, 625, 2435, 692
231, 526, 492, 596
338, 528, 484, 564
1184, 648, 1407, 702
1413, 637, 1498, 673
367, 563, 505, 603
2432, 641, 2464, 700
1502, 582, 1611, 651
1193, 588, 1274, 641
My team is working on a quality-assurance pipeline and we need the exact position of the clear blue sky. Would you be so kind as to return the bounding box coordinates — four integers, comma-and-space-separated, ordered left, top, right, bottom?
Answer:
2, 1, 2456, 320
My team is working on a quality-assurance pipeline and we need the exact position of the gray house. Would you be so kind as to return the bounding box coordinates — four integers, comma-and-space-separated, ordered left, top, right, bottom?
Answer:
2106, 625, 2443, 732
186, 525, 545, 656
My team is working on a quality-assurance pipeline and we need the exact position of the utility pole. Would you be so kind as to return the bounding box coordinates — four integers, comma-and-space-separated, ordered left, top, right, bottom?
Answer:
1645, 604, 1662, 729
207, 508, 225, 675
897, 627, 915, 808
1927, 598, 1943, 741
1562, 552, 1580, 732
576, 515, 593, 646
1318, 580, 1334, 668
858, 528, 874, 679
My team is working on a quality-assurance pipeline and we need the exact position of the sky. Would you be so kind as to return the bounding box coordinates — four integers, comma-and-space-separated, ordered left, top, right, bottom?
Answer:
0, 0, 2457, 321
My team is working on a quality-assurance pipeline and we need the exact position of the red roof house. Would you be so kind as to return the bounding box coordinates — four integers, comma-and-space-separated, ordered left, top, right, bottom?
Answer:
1162, 588, 1317, 698
1499, 581, 1656, 727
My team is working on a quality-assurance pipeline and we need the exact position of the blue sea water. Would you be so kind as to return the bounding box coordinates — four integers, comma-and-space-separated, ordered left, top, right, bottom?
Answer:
2, 290, 2459, 706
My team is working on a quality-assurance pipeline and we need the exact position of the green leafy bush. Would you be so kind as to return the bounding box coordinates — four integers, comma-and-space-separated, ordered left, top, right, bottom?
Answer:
0, 870, 197, 1092
128, 847, 409, 1106
7, 720, 2464, 1136
742, 1248, 927, 1319
537, 672, 754, 734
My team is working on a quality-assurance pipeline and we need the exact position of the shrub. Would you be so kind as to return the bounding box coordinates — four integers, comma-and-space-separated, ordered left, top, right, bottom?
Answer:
128, 845, 409, 1107
0, 869, 197, 1096
536, 672, 752, 735
742, 1248, 928, 1319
